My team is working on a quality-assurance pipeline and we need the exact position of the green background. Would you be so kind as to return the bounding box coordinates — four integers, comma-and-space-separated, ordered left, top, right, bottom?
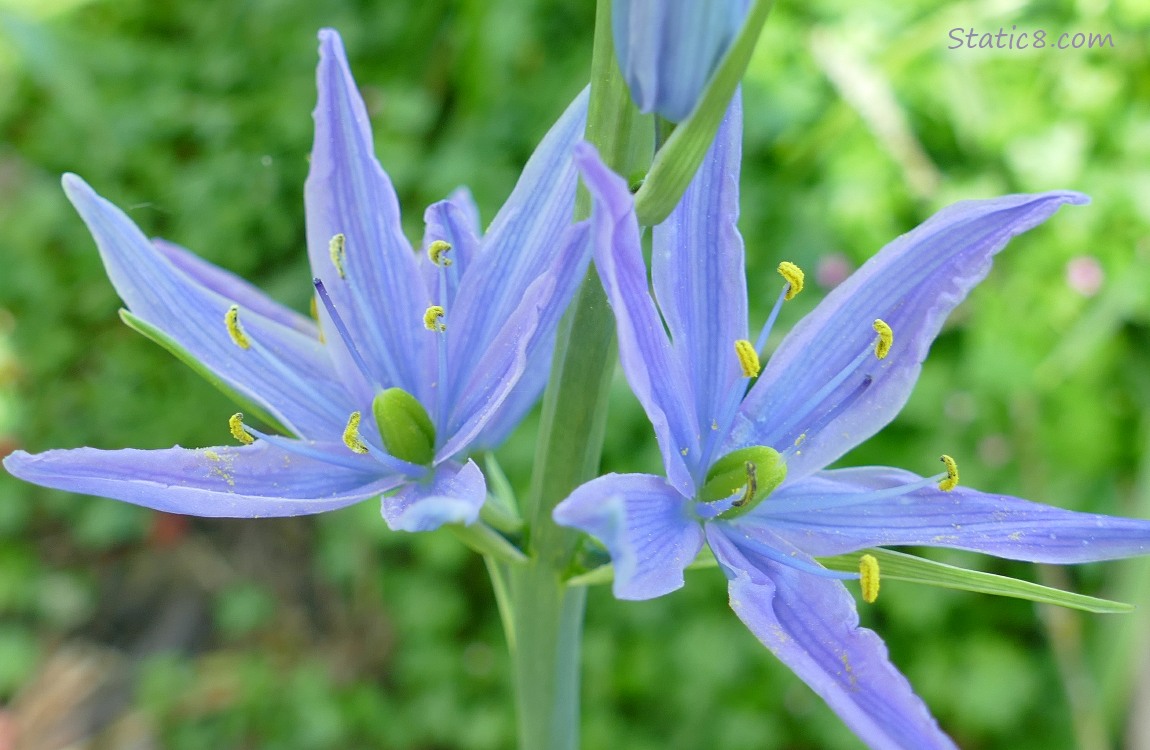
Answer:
1, 0, 1149, 747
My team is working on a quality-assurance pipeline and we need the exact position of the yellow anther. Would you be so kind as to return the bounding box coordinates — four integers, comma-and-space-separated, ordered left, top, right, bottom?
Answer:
428, 240, 453, 267
731, 461, 758, 508
859, 554, 880, 603
938, 454, 959, 492
734, 339, 761, 378
342, 412, 369, 454
229, 413, 254, 445
225, 305, 250, 350
777, 261, 805, 300
424, 305, 446, 332
329, 233, 347, 279
872, 319, 893, 360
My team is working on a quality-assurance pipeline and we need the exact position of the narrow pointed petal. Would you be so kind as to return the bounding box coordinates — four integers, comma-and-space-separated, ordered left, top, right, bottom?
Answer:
455, 223, 588, 450
447, 89, 589, 382
382, 459, 486, 532
419, 188, 482, 310
733, 192, 1089, 479
553, 473, 703, 600
651, 94, 747, 473
63, 174, 349, 438
614, 0, 749, 121
153, 239, 317, 337
758, 466, 1150, 562
306, 29, 428, 399
2, 442, 399, 517
576, 143, 698, 495
725, 564, 958, 749
440, 223, 591, 457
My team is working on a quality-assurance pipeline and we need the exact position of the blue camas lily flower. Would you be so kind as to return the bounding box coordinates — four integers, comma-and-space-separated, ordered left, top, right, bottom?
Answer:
3, 29, 590, 533
613, 0, 750, 121
554, 97, 1150, 748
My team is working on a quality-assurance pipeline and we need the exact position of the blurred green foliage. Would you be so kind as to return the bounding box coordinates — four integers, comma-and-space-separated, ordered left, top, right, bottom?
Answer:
1, 0, 1149, 748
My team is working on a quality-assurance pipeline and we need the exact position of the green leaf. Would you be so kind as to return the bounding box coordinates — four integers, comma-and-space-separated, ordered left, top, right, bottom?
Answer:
820, 548, 1134, 615
447, 521, 527, 565
119, 308, 291, 435
481, 453, 524, 533
632, 0, 775, 225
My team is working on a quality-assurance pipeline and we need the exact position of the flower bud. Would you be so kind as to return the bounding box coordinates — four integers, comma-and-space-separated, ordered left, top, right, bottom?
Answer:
613, 0, 750, 122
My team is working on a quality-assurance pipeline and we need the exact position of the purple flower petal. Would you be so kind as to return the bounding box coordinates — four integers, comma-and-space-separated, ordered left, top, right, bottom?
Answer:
757, 466, 1150, 562
383, 459, 486, 532
651, 94, 747, 477
613, 0, 749, 121
307, 29, 429, 402
63, 174, 350, 439
461, 223, 592, 451
553, 473, 704, 600
153, 239, 317, 337
717, 537, 958, 749
732, 192, 1088, 480
576, 143, 699, 496
447, 89, 589, 389
2, 442, 398, 517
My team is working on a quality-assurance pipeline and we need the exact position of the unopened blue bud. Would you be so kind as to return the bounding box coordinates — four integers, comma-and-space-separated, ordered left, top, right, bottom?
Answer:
613, 0, 750, 122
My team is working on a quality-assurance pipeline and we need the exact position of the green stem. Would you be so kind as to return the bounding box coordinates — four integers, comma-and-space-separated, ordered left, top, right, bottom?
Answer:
498, 2, 649, 749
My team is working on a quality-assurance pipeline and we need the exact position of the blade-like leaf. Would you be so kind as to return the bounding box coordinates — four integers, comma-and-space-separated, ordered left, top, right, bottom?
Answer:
820, 548, 1134, 615
632, 0, 774, 225
120, 309, 292, 436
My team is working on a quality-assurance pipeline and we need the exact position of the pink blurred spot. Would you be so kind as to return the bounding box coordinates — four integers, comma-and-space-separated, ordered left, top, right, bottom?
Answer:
815, 253, 852, 290
1065, 256, 1104, 297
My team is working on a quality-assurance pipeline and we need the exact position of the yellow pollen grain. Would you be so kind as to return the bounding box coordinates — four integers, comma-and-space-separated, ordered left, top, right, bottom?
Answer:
872, 319, 893, 359
225, 305, 250, 349
777, 261, 805, 300
939, 454, 959, 492
734, 339, 761, 378
343, 412, 369, 454
229, 413, 254, 445
328, 233, 347, 280
428, 240, 453, 267
424, 305, 446, 332
732, 461, 758, 508
859, 553, 880, 604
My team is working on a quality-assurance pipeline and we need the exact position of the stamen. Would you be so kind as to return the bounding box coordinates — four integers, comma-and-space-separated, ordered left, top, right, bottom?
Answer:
731, 461, 757, 508
938, 454, 959, 491
873, 319, 893, 359
314, 279, 380, 389
424, 305, 446, 332
342, 412, 369, 454
229, 413, 254, 445
240, 422, 384, 473
428, 240, 452, 267
225, 304, 251, 349
777, 261, 804, 300
748, 464, 951, 515
859, 554, 880, 603
734, 339, 760, 378
329, 233, 347, 279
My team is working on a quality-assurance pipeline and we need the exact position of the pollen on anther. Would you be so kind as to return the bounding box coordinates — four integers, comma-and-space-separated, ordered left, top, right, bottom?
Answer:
734, 339, 761, 378
329, 233, 347, 279
939, 454, 959, 492
225, 305, 251, 350
343, 412, 369, 454
428, 240, 453, 267
777, 261, 805, 300
229, 413, 254, 445
859, 554, 880, 603
424, 305, 447, 332
872, 319, 893, 359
